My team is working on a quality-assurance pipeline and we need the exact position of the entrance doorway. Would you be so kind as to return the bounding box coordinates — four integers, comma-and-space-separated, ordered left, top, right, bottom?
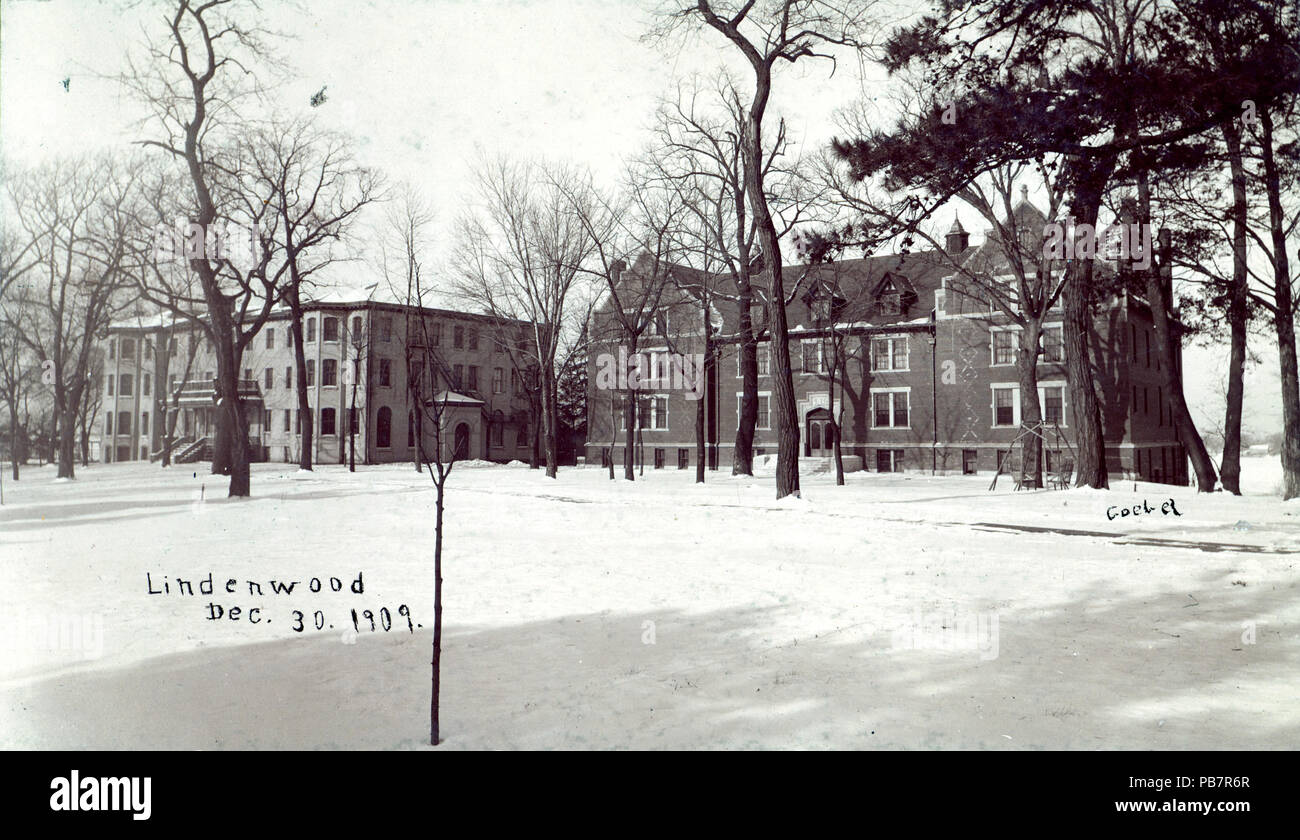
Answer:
806, 408, 832, 457
453, 423, 470, 461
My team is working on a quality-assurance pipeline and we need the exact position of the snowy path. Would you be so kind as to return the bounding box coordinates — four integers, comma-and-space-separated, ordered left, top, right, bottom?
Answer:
1, 460, 1297, 749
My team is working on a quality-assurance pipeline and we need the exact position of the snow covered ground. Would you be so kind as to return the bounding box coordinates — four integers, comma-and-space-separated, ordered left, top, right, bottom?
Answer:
1, 455, 1297, 750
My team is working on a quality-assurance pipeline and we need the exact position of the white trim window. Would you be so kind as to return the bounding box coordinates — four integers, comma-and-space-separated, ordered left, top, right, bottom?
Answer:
638, 394, 669, 431
801, 340, 825, 374
991, 328, 1017, 366
1039, 323, 1065, 363
642, 350, 670, 387
1039, 382, 1067, 426
736, 391, 772, 430
871, 336, 909, 371
870, 387, 910, 428
991, 383, 1019, 427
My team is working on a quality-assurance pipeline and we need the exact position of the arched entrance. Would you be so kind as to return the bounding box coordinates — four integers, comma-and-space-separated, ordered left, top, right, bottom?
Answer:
806, 408, 832, 457
453, 423, 471, 461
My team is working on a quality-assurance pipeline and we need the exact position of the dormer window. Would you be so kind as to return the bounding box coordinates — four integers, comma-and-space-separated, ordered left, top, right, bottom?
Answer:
879, 293, 902, 316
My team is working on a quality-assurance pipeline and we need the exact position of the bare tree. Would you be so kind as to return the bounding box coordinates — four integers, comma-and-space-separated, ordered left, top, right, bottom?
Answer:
561, 165, 685, 480
452, 155, 598, 478
653, 0, 879, 497
647, 75, 825, 477
123, 0, 283, 496
3, 155, 137, 479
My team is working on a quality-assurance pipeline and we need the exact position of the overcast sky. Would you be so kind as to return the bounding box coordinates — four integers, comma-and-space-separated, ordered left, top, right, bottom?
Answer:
0, 0, 1285, 438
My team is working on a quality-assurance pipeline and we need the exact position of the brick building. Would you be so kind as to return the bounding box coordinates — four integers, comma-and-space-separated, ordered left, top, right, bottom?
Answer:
100, 290, 538, 466
586, 198, 1188, 484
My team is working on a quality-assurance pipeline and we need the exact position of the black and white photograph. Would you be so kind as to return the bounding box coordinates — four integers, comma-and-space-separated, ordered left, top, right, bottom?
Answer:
0, 0, 1296, 790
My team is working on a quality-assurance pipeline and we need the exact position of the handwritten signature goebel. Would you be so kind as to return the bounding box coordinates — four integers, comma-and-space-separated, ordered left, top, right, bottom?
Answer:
1107, 498, 1183, 520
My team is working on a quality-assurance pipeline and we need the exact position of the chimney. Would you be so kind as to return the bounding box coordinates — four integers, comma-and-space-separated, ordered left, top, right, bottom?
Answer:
945, 216, 969, 254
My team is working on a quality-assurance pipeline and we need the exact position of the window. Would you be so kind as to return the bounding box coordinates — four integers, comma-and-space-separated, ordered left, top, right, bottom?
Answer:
108, 340, 115, 360
871, 389, 910, 428
452, 364, 463, 389
118, 411, 130, 435
283, 410, 291, 432
491, 421, 503, 447
408, 411, 416, 447
871, 337, 909, 371
678, 448, 690, 469
517, 420, 528, 448
265, 368, 274, 390
266, 329, 275, 349
468, 365, 479, 391
105, 414, 113, 435
323, 358, 337, 387
285, 367, 293, 389
306, 360, 315, 386
962, 448, 978, 475
468, 328, 478, 351
377, 406, 391, 448
145, 339, 153, 360
107, 376, 114, 396
320, 407, 336, 436
378, 358, 391, 387
143, 374, 150, 397
243, 368, 252, 383
737, 393, 771, 430
169, 338, 177, 357
993, 387, 1016, 426
1042, 386, 1064, 424
306, 317, 316, 342
992, 330, 1016, 366
430, 322, 441, 346
801, 341, 824, 374
122, 338, 135, 359
637, 395, 669, 430
323, 317, 338, 342
453, 326, 464, 349
351, 316, 362, 340
511, 369, 520, 393
876, 449, 905, 472
492, 367, 504, 394
654, 311, 668, 336
654, 448, 665, 469
120, 374, 133, 396
1040, 325, 1064, 363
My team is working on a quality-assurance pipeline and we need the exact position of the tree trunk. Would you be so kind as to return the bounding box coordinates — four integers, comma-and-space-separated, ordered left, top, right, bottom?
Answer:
288, 295, 314, 471
1260, 112, 1300, 501
1135, 175, 1216, 491
1219, 121, 1250, 494
733, 292, 758, 476
541, 368, 558, 478
9, 403, 18, 480
57, 405, 77, 479
1017, 323, 1043, 489
1061, 158, 1111, 488
430, 476, 444, 746
624, 338, 638, 481
741, 69, 798, 499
